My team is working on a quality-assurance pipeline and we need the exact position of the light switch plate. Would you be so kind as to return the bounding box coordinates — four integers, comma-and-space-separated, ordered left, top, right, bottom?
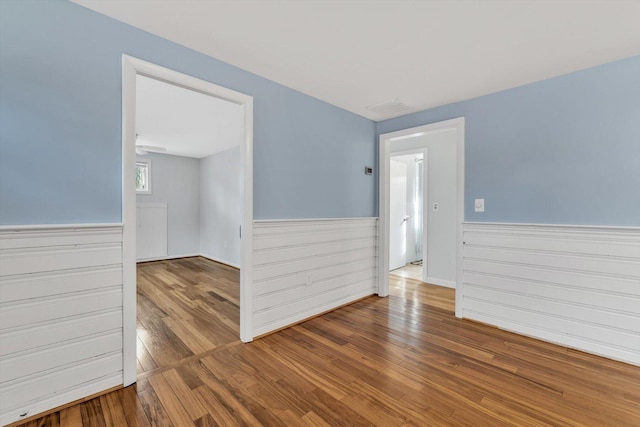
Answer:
474, 198, 485, 212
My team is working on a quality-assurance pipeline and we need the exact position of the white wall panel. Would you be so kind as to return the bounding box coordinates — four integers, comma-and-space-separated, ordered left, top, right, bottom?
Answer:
253, 247, 376, 283
0, 267, 122, 302
0, 288, 122, 330
0, 244, 121, 277
1, 352, 122, 414
0, 309, 122, 357
252, 218, 378, 337
253, 226, 374, 250
0, 228, 122, 250
0, 224, 124, 426
462, 222, 640, 366
0, 331, 122, 383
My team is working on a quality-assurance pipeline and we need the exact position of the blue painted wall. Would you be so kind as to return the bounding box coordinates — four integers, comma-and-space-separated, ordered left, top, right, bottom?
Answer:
3, 1, 638, 227
377, 55, 640, 226
0, 0, 376, 225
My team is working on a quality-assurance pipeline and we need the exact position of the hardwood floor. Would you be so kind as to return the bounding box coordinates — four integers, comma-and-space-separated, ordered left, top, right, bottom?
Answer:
390, 263, 423, 281
135, 257, 240, 378
14, 259, 640, 426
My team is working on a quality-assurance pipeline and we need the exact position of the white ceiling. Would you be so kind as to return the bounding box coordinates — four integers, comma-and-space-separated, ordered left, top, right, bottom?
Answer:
136, 75, 244, 158
75, 0, 640, 121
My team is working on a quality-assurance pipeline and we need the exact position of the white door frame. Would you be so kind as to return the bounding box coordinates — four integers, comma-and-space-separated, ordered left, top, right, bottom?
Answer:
378, 117, 464, 318
122, 55, 254, 386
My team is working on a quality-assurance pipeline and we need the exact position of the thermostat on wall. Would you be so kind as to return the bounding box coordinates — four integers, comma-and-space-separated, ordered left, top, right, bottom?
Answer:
364, 166, 373, 175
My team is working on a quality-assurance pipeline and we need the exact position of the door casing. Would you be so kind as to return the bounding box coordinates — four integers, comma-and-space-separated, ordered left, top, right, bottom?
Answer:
378, 117, 465, 318
121, 55, 254, 386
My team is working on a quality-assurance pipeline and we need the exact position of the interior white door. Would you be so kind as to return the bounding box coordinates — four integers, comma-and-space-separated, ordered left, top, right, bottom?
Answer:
389, 160, 407, 271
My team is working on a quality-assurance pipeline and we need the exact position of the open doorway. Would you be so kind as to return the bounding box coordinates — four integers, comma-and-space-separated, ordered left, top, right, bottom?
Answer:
122, 56, 254, 386
389, 151, 425, 281
133, 74, 243, 378
378, 118, 464, 318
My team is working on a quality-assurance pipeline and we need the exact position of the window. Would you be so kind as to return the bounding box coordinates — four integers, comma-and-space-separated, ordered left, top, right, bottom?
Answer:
136, 159, 152, 194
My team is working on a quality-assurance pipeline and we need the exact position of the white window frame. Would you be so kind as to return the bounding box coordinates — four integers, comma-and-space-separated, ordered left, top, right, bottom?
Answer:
135, 158, 152, 194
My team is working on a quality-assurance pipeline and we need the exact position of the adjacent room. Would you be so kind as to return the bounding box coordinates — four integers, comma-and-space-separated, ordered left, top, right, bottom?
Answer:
133, 75, 244, 375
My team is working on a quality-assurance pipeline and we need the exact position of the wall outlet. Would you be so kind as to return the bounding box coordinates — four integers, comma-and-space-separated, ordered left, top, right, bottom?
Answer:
474, 198, 485, 212
433, 202, 439, 211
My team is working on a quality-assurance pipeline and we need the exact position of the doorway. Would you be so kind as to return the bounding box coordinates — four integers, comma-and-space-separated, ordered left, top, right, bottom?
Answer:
378, 118, 465, 318
389, 151, 425, 281
122, 56, 254, 386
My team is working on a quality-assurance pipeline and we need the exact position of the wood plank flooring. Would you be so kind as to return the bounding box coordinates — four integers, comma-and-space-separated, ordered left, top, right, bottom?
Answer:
15, 258, 640, 426
135, 257, 240, 378
390, 263, 423, 281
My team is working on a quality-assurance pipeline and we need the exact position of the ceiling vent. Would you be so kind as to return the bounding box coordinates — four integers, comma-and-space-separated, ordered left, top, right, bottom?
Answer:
366, 98, 414, 118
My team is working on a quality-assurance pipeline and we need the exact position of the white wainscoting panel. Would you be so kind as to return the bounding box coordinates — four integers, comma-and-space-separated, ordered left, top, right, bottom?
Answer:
252, 218, 378, 337
0, 224, 124, 426
462, 222, 640, 366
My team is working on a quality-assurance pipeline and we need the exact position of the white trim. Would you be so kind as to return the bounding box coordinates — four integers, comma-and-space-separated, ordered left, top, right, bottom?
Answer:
253, 217, 378, 223
136, 253, 199, 263
425, 277, 456, 289
454, 119, 465, 318
0, 374, 121, 426
122, 55, 254, 386
136, 202, 167, 208
0, 223, 123, 231
463, 221, 640, 231
378, 117, 465, 319
241, 92, 254, 345
121, 56, 136, 387
134, 253, 241, 269
422, 150, 429, 281
199, 253, 241, 269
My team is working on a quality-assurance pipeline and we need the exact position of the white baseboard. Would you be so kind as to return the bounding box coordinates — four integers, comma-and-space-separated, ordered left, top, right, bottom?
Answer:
199, 253, 240, 269
425, 277, 456, 289
136, 253, 200, 263
137, 253, 240, 269
0, 373, 121, 426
